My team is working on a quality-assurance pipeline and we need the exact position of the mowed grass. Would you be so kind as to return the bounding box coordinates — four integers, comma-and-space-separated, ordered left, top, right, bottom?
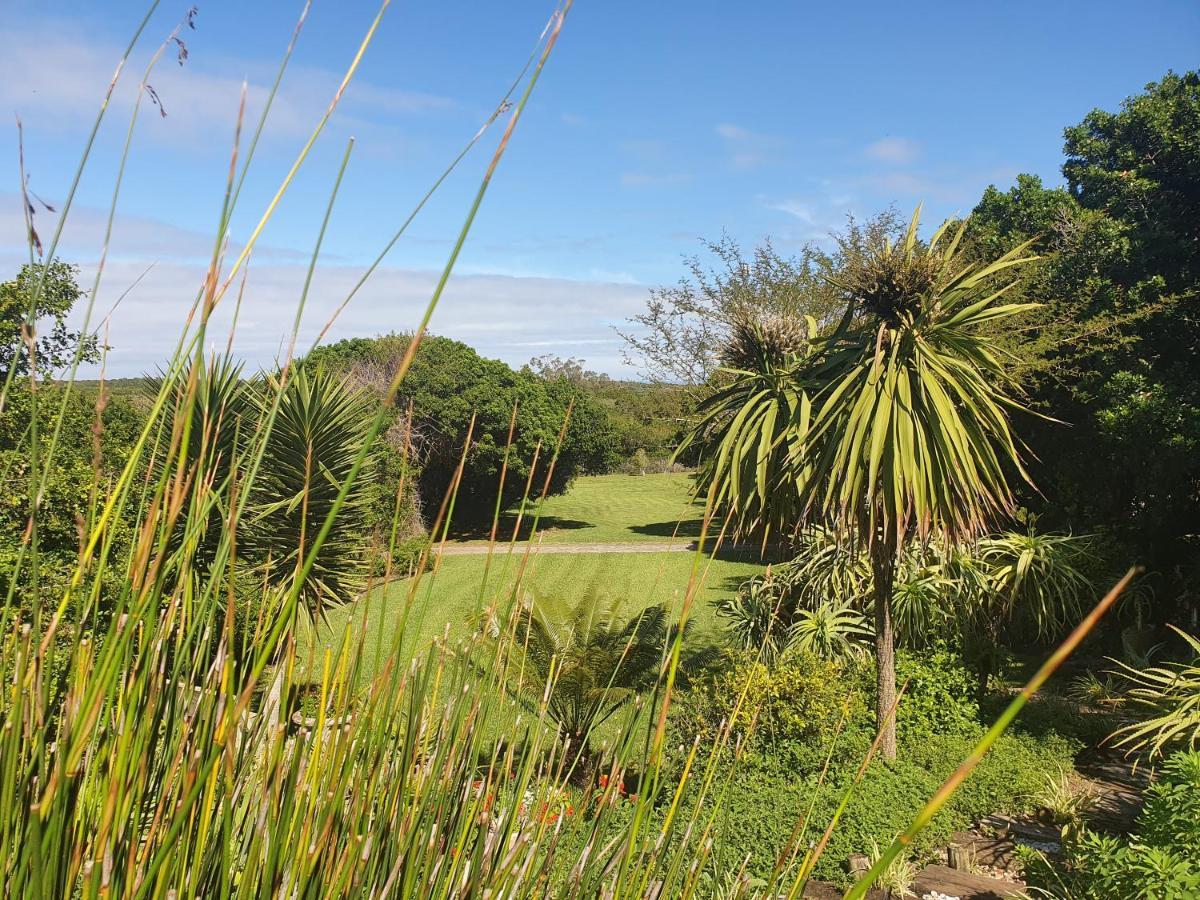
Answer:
302, 472, 760, 685
451, 472, 708, 545
306, 548, 762, 684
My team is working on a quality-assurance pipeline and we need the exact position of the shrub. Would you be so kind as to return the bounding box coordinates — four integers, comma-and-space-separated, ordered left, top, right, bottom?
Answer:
719, 650, 865, 750
895, 644, 980, 738
306, 334, 618, 523
1023, 750, 1200, 899
694, 726, 1077, 887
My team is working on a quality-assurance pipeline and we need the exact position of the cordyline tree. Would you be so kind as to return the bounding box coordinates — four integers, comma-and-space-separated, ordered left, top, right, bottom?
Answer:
680, 208, 1040, 759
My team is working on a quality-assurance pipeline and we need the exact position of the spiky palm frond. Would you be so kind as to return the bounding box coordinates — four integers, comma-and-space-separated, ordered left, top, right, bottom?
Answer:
890, 552, 956, 647
1111, 627, 1200, 759
513, 597, 679, 748
795, 210, 1041, 549
973, 529, 1095, 639
682, 208, 1041, 551
151, 356, 252, 579
783, 528, 951, 647
786, 601, 873, 663
715, 575, 792, 661
677, 320, 820, 541
248, 367, 376, 622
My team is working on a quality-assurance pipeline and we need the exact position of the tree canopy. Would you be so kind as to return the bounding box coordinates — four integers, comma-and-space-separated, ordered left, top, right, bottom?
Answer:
0, 261, 98, 380
306, 334, 618, 523
961, 70, 1200, 608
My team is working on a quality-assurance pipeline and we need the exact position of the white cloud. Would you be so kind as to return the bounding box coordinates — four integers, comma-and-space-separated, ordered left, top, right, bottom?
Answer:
0, 196, 647, 379
62, 258, 647, 377
0, 20, 455, 151
0, 192, 308, 265
763, 198, 816, 224
714, 123, 752, 141
864, 136, 921, 165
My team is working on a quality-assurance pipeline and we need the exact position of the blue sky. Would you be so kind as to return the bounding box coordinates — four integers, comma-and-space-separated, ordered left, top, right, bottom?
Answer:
2, 0, 1197, 376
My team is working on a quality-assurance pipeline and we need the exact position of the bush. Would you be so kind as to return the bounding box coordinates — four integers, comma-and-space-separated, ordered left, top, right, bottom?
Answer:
0, 382, 143, 613
718, 651, 866, 752
896, 644, 980, 738
1023, 750, 1200, 898
306, 334, 618, 523
659, 642, 1081, 887
681, 726, 1078, 887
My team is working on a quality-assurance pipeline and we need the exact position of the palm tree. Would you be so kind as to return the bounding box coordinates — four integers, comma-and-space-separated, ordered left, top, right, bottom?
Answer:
682, 208, 1040, 758
509, 597, 681, 785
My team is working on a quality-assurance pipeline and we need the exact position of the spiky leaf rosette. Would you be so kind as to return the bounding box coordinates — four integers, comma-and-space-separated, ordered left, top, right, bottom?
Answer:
791, 207, 1041, 550
1111, 626, 1200, 759
681, 207, 1040, 550
248, 366, 376, 622
150, 355, 252, 580
510, 596, 681, 747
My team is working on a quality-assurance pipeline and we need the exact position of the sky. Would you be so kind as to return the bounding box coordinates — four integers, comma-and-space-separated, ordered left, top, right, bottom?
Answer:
2, 0, 1197, 378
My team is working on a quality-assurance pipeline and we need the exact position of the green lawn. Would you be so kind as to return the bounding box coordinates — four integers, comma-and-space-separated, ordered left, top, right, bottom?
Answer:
308, 549, 762, 683
450, 472, 708, 545
303, 472, 763, 685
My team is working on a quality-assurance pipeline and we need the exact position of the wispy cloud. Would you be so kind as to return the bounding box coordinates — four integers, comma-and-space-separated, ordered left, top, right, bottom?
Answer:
0, 197, 648, 378
0, 20, 455, 151
619, 138, 669, 160
762, 198, 817, 224
864, 136, 921, 165
714, 122, 784, 170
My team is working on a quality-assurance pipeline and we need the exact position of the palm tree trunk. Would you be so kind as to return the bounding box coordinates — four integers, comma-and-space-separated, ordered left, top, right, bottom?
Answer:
569, 734, 597, 787
871, 542, 898, 762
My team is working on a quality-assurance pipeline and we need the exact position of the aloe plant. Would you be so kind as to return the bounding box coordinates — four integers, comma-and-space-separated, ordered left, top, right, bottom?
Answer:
1111, 626, 1200, 758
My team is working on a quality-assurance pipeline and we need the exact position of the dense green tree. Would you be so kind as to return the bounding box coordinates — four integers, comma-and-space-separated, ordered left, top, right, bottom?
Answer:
527, 354, 689, 466
0, 261, 98, 380
307, 334, 617, 524
0, 382, 142, 610
964, 71, 1200, 609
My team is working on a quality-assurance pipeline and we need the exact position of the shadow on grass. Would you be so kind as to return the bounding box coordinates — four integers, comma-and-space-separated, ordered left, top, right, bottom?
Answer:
628, 518, 706, 539
449, 514, 594, 542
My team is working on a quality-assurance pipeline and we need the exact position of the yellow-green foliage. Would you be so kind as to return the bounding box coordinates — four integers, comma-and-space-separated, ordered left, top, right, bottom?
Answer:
721, 651, 864, 745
